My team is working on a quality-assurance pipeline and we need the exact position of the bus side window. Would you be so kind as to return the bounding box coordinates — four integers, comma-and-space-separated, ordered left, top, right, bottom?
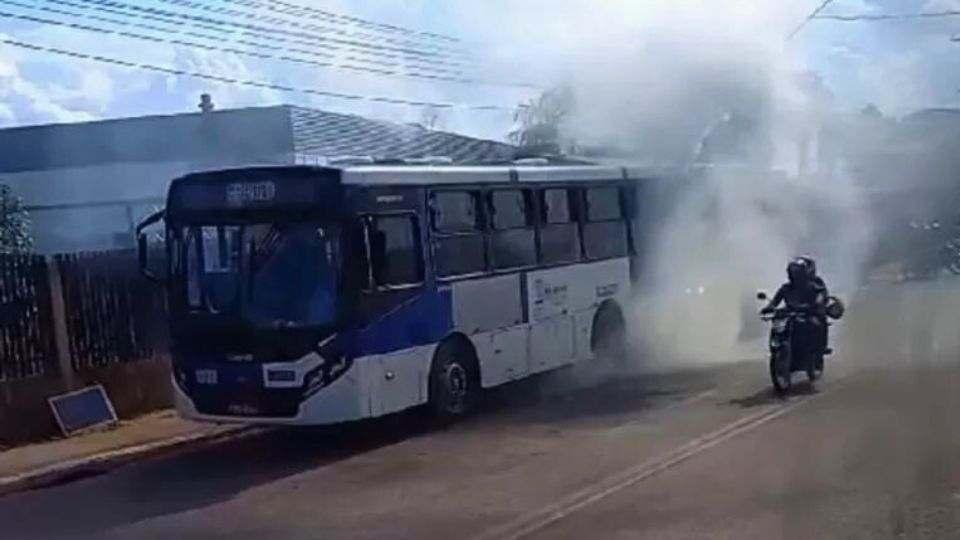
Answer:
370, 229, 388, 285
430, 190, 486, 278
583, 186, 629, 260
345, 220, 372, 292
364, 215, 423, 288
538, 188, 581, 265
431, 191, 481, 232
489, 189, 536, 270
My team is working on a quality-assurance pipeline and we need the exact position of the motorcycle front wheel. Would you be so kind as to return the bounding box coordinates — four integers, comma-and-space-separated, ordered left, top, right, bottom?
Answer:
770, 350, 792, 395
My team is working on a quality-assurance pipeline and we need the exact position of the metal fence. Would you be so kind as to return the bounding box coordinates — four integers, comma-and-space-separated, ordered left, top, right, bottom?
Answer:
57, 250, 168, 371
0, 254, 57, 380
0, 249, 168, 381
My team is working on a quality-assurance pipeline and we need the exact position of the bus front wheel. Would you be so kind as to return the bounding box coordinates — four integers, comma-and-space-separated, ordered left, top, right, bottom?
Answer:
428, 338, 479, 423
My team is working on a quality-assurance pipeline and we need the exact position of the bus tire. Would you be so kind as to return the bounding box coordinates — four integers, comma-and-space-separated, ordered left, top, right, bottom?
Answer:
427, 336, 479, 424
591, 300, 627, 364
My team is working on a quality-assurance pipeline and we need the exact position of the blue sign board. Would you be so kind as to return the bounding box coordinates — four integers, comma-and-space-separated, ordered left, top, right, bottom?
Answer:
48, 385, 117, 436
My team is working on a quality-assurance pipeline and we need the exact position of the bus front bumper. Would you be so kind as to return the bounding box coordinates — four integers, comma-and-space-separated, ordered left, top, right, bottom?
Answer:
171, 361, 369, 426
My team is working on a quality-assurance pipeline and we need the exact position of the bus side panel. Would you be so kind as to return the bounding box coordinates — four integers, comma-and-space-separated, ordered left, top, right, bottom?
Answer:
450, 274, 528, 388
472, 326, 529, 387
526, 258, 632, 366
529, 317, 575, 373
367, 344, 437, 417
562, 258, 631, 312
300, 362, 371, 423
351, 288, 453, 418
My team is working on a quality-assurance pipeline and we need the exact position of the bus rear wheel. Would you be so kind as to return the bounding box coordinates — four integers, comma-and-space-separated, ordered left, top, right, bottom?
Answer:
428, 339, 479, 423
591, 301, 627, 365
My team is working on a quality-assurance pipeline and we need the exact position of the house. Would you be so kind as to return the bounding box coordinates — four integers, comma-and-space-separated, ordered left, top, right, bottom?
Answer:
0, 100, 517, 253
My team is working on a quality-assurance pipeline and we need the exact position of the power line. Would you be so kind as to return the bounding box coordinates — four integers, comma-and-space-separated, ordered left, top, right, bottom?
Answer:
814, 11, 960, 21
787, 0, 837, 40
213, 0, 461, 45
0, 8, 289, 61
39, 0, 467, 73
1, 2, 536, 89
34, 0, 470, 66
156, 0, 467, 56
0, 37, 519, 111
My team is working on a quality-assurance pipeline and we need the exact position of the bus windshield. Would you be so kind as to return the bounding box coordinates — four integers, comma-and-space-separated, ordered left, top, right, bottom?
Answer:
181, 222, 338, 328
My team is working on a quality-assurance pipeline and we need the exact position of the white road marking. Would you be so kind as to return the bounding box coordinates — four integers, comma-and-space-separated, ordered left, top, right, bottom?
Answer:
602, 388, 718, 437
471, 377, 847, 540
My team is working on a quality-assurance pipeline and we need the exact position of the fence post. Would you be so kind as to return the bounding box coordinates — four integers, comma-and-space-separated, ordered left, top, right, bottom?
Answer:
46, 257, 75, 391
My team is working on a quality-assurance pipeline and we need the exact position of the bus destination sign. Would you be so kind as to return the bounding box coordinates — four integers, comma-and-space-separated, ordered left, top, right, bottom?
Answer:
226, 181, 276, 207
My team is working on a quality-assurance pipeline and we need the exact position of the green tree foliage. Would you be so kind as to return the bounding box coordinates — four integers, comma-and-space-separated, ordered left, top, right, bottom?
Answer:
0, 184, 33, 254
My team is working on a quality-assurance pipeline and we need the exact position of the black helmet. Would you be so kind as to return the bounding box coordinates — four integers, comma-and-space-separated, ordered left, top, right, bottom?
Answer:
798, 255, 817, 277
787, 258, 809, 284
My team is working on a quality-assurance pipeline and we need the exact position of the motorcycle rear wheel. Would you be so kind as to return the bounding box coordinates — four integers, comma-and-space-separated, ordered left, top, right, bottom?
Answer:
806, 355, 824, 382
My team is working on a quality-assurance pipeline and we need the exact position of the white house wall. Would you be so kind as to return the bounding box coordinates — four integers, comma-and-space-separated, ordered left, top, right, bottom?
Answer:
2, 156, 291, 254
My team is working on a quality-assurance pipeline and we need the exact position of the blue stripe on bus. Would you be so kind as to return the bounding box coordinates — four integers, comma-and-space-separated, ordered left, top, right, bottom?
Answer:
353, 288, 453, 357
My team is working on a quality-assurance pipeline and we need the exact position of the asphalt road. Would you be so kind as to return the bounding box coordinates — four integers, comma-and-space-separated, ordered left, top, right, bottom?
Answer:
1, 281, 959, 540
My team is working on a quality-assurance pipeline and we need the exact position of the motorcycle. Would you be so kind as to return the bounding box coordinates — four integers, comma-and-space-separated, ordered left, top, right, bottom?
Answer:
756, 291, 845, 395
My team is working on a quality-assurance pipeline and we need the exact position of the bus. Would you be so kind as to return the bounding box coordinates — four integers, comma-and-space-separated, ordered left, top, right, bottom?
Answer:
137, 163, 655, 425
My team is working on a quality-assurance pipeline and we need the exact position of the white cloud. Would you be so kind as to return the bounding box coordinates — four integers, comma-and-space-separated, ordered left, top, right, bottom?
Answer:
0, 102, 15, 124
0, 37, 95, 125
0, 0, 957, 139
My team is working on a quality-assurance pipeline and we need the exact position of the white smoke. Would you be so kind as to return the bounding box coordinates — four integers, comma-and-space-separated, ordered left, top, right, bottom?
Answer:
518, 1, 879, 366
631, 165, 874, 367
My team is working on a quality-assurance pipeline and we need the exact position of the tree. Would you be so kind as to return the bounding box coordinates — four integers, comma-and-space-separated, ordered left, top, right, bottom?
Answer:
694, 111, 774, 167
0, 184, 33, 254
509, 86, 574, 154
419, 106, 443, 131
861, 103, 883, 119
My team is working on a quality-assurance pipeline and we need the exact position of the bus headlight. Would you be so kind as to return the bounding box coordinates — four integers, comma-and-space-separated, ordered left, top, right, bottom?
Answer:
267, 370, 296, 383
303, 355, 352, 395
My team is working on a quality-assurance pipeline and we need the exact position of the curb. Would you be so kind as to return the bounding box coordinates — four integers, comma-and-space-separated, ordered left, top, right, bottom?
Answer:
0, 425, 266, 498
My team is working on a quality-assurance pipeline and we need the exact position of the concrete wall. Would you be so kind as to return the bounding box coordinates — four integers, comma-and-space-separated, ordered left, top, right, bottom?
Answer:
0, 356, 173, 445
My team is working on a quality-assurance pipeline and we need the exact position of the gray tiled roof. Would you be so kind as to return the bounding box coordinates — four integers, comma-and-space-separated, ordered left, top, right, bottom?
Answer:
0, 105, 517, 174
286, 106, 516, 163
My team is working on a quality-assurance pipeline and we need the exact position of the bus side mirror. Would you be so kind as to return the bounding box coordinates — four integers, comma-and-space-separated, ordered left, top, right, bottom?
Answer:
136, 209, 166, 284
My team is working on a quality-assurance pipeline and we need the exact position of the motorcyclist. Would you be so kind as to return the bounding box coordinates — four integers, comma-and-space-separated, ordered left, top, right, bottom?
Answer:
797, 255, 831, 355
797, 255, 827, 295
761, 258, 830, 355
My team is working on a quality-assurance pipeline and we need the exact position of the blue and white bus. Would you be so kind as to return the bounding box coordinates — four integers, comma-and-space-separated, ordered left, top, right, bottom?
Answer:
138, 163, 657, 425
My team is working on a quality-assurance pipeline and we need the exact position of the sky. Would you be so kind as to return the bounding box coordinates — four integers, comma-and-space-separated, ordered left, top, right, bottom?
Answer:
0, 0, 959, 141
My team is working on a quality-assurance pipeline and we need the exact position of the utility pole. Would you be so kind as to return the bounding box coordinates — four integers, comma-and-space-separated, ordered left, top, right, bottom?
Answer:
196, 93, 217, 170
199, 93, 215, 114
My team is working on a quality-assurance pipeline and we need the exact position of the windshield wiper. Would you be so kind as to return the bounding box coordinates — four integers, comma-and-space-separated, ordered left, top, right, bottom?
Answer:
250, 225, 283, 271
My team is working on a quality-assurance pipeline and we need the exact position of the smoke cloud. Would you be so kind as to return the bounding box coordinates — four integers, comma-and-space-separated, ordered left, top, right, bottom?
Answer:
512, 1, 879, 366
